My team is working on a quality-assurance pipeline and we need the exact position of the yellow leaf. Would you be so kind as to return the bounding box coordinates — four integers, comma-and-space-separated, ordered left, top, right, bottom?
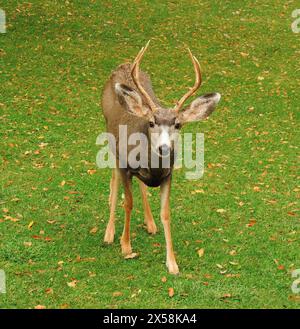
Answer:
28, 221, 34, 229
197, 248, 205, 257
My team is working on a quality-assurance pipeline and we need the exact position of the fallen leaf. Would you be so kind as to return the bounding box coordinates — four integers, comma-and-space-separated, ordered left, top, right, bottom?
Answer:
277, 265, 285, 270
161, 276, 167, 283
28, 221, 34, 229
197, 248, 205, 257
87, 169, 97, 175
34, 305, 46, 309
216, 209, 226, 214
221, 293, 232, 299
67, 280, 77, 288
246, 219, 256, 227
45, 288, 53, 294
24, 241, 32, 247
113, 291, 123, 297
4, 215, 19, 222
168, 287, 174, 297
89, 227, 98, 234
60, 304, 69, 309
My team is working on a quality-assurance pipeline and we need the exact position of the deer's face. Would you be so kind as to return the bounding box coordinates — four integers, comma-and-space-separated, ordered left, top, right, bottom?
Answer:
115, 83, 221, 158
148, 108, 179, 157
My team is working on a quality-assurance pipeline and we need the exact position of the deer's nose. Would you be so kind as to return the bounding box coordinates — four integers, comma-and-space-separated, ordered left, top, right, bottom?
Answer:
158, 144, 170, 157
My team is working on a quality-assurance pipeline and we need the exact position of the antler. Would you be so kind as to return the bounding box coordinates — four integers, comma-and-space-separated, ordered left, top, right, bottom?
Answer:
173, 48, 202, 113
131, 40, 157, 112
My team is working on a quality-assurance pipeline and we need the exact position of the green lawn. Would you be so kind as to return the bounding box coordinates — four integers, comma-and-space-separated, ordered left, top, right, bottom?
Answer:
0, 0, 299, 309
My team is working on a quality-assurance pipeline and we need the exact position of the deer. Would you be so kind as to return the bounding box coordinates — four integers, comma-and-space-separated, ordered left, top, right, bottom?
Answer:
101, 41, 221, 274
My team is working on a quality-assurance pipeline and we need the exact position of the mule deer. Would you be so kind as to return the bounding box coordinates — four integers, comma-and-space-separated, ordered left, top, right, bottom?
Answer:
101, 41, 221, 274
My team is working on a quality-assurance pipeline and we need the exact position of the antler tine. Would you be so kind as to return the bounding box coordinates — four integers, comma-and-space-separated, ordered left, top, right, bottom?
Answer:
131, 40, 157, 112
174, 48, 202, 113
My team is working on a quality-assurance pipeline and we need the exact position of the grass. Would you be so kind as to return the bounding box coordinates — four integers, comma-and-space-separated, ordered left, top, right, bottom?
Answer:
0, 0, 299, 309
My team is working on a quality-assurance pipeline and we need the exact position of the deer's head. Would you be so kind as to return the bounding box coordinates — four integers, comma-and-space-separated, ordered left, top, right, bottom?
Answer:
115, 41, 221, 158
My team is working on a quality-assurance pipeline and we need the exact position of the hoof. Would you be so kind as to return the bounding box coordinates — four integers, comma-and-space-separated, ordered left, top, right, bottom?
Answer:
167, 261, 179, 275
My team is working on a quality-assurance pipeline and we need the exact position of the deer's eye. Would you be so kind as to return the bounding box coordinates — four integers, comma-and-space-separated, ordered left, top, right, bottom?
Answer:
174, 123, 180, 129
149, 121, 155, 128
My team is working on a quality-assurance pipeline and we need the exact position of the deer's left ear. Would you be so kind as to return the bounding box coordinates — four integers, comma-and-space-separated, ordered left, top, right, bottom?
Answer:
178, 93, 221, 124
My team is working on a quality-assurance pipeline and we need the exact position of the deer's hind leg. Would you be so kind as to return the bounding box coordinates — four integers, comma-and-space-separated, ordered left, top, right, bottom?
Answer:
104, 168, 119, 244
138, 180, 157, 234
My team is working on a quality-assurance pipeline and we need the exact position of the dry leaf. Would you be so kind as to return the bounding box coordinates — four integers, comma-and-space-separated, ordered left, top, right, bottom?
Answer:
225, 274, 241, 278
113, 291, 123, 297
87, 169, 97, 175
67, 280, 77, 288
60, 303, 69, 309
216, 209, 226, 214
45, 288, 53, 294
246, 219, 257, 227
197, 248, 205, 257
168, 287, 174, 297
89, 227, 98, 234
34, 305, 46, 309
161, 276, 167, 283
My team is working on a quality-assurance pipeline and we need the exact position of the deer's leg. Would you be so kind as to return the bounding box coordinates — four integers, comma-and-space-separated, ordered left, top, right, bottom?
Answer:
138, 180, 157, 234
120, 172, 133, 256
104, 168, 119, 244
160, 175, 179, 275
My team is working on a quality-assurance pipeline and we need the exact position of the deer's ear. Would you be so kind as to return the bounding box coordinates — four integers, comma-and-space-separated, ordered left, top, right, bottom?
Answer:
178, 93, 221, 124
115, 83, 149, 117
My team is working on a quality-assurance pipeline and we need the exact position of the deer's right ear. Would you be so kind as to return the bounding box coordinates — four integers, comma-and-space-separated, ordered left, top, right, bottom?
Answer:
115, 83, 148, 117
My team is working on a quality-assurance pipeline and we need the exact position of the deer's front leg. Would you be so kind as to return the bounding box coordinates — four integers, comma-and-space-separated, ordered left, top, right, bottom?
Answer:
120, 172, 133, 256
104, 168, 119, 244
160, 175, 179, 275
